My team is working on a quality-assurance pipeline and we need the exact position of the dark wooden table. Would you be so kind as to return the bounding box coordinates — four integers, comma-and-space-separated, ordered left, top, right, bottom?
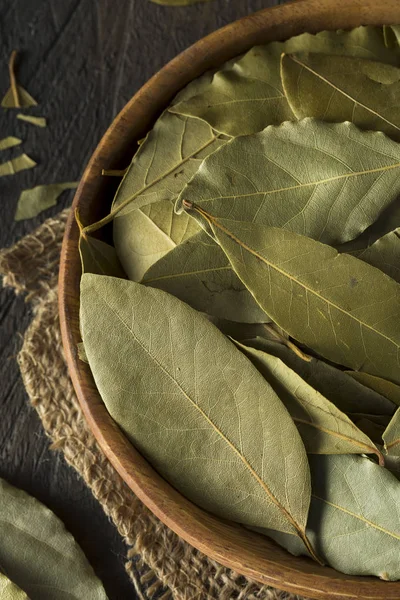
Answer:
0, 1, 285, 598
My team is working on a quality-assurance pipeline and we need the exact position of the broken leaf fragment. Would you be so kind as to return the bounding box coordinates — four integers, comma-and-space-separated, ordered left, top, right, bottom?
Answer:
0, 153, 36, 177
14, 182, 78, 221
16, 114, 46, 128
0, 136, 22, 151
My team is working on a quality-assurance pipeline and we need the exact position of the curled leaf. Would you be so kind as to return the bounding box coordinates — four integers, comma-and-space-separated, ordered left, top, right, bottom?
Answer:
142, 230, 269, 322
1, 51, 37, 108
184, 206, 400, 385
80, 274, 320, 561
176, 120, 400, 245
233, 339, 384, 463
0, 154, 36, 177
16, 114, 46, 128
15, 182, 78, 221
0, 478, 107, 599
0, 136, 22, 151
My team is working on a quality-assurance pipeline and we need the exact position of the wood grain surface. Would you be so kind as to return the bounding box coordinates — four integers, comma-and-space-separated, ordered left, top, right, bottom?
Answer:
59, 1, 400, 599
0, 2, 284, 599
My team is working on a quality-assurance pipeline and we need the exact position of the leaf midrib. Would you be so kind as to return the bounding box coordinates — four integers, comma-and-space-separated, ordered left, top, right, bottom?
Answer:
312, 495, 400, 541
286, 54, 400, 133
197, 208, 400, 354
98, 291, 304, 536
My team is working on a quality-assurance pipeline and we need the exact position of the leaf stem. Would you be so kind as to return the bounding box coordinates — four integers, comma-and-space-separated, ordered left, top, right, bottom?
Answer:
82, 134, 221, 236
9, 50, 20, 108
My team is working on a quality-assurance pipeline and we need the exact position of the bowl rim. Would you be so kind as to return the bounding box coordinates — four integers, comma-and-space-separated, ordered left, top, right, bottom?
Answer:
59, 1, 400, 598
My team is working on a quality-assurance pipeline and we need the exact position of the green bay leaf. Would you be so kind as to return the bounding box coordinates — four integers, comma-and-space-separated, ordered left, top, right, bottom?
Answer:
232, 339, 383, 462
80, 274, 319, 558
281, 53, 400, 140
142, 230, 269, 322
0, 573, 28, 599
1, 85, 37, 108
16, 114, 47, 128
0, 154, 36, 177
0, 478, 107, 600
184, 208, 400, 384
236, 337, 395, 417
176, 120, 400, 245
170, 26, 400, 137
346, 371, 400, 406
257, 454, 400, 580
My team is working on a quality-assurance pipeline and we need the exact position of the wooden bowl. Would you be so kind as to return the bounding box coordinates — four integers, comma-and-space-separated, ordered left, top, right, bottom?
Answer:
59, 1, 400, 598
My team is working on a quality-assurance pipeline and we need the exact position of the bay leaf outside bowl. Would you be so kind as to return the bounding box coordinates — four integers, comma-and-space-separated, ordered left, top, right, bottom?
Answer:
59, 1, 400, 598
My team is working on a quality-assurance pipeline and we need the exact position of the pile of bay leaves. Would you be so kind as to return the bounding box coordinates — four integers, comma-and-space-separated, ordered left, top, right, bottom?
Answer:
79, 25, 400, 579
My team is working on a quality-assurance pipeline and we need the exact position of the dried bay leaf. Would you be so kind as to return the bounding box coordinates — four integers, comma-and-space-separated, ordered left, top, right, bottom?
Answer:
115, 199, 199, 282
85, 112, 225, 239
0, 136, 22, 151
0, 573, 28, 599
142, 230, 269, 322
15, 182, 78, 221
149, 0, 211, 4
107, 113, 226, 275
256, 454, 400, 580
170, 27, 400, 137
383, 408, 400, 456
0, 478, 107, 600
1, 51, 37, 109
236, 337, 395, 417
0, 154, 36, 177
16, 114, 46, 128
79, 235, 126, 278
176, 120, 400, 245
346, 372, 400, 406
354, 227, 400, 282
281, 53, 400, 140
80, 274, 320, 560
183, 207, 400, 385
232, 340, 383, 462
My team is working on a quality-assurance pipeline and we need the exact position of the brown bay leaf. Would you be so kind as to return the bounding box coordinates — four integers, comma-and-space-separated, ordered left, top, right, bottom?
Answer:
233, 339, 383, 462
15, 182, 78, 221
346, 371, 400, 406
0, 478, 107, 599
142, 230, 269, 322
170, 26, 400, 137
80, 274, 320, 561
256, 454, 400, 580
176, 120, 400, 245
183, 206, 400, 385
281, 53, 400, 140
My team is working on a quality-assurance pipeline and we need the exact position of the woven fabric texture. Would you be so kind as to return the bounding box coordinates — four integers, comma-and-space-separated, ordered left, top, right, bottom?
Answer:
0, 210, 308, 600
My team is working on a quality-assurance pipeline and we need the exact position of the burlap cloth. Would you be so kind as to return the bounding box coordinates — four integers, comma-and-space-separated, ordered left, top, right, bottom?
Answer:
0, 210, 307, 600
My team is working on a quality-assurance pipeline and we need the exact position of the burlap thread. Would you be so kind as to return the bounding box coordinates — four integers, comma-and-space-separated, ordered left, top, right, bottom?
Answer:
0, 210, 307, 600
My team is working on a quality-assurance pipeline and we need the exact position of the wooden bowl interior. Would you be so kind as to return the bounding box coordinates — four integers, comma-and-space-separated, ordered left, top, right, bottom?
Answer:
59, 1, 400, 598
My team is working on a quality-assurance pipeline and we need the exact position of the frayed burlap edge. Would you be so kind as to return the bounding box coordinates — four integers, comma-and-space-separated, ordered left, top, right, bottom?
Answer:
0, 211, 308, 600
